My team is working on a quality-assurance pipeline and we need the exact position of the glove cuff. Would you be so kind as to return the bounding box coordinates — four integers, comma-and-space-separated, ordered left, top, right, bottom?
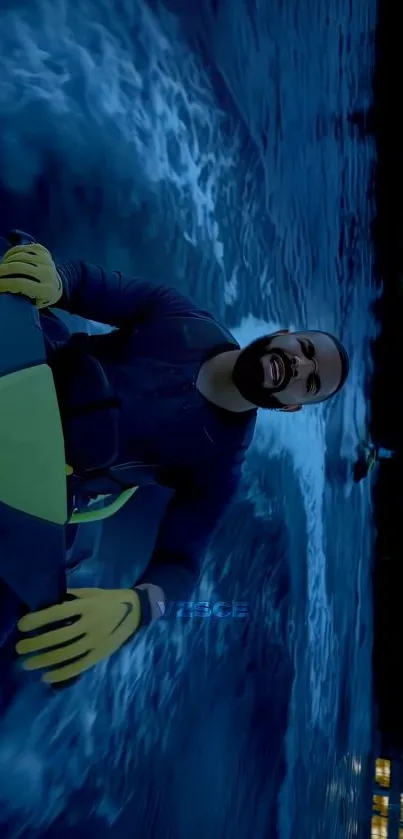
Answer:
134, 587, 153, 627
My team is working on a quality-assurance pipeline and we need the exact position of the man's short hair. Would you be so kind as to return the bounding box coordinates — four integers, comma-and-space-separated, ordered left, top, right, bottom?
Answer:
318, 331, 350, 399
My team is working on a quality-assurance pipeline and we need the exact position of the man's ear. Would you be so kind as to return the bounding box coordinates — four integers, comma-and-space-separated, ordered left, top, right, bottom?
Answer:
280, 404, 301, 413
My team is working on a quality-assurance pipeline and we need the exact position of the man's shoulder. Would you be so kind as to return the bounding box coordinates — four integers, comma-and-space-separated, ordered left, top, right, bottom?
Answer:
158, 303, 239, 356
152, 282, 236, 340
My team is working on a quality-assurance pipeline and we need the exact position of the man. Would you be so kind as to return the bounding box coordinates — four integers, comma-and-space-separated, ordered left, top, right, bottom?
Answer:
353, 442, 397, 483
0, 242, 349, 684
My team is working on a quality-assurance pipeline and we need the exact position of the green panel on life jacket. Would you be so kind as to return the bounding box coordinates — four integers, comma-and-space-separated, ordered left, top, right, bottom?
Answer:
0, 364, 68, 525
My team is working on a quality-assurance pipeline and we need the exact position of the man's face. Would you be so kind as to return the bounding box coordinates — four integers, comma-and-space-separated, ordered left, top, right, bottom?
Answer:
232, 330, 344, 410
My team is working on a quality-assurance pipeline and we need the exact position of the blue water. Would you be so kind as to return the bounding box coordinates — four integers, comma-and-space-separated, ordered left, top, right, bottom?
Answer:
0, 0, 378, 836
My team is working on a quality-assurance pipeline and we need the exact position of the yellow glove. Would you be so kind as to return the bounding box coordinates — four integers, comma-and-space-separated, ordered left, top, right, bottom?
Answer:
15, 587, 143, 684
0, 243, 63, 309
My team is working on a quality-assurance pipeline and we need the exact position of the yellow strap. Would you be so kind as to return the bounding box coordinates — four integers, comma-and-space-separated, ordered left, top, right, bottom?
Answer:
69, 486, 138, 524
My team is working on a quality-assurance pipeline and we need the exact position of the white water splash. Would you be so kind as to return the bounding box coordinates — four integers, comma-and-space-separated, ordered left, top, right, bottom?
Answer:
224, 265, 239, 305
0, 0, 237, 265
232, 315, 335, 727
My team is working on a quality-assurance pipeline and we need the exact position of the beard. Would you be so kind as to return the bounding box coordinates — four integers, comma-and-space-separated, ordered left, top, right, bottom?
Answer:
231, 334, 293, 409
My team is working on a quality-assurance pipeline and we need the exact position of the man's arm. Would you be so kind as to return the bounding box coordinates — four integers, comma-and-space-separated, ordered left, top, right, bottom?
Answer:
134, 457, 243, 619
56, 260, 196, 328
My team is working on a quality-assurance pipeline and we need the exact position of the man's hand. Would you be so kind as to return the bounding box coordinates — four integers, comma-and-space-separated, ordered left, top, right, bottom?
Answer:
15, 587, 142, 684
0, 243, 63, 309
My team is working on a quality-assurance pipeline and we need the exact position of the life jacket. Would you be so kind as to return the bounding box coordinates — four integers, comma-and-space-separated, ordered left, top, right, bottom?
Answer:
49, 313, 239, 511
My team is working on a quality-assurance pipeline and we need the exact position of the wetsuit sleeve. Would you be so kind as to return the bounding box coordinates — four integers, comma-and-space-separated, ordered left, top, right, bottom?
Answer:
55, 260, 195, 327
134, 458, 242, 602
